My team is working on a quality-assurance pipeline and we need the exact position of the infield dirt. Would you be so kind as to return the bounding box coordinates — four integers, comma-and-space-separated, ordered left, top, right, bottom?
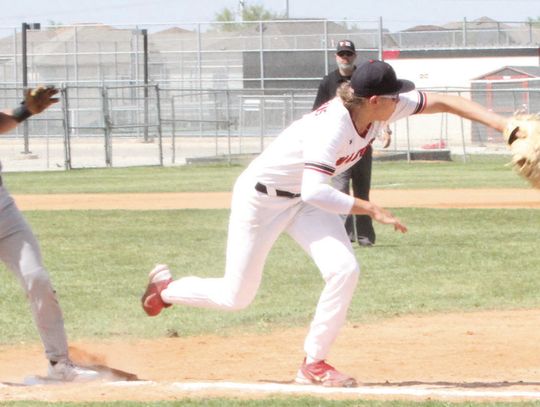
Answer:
1, 189, 539, 402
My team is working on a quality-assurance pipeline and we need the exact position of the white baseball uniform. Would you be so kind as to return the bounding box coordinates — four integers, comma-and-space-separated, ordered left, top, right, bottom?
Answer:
162, 90, 427, 360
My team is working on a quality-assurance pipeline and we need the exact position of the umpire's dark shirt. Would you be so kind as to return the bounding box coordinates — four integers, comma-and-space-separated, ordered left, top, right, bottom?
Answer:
312, 68, 355, 111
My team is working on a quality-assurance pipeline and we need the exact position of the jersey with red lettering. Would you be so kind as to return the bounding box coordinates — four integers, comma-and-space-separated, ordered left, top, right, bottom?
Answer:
245, 90, 426, 197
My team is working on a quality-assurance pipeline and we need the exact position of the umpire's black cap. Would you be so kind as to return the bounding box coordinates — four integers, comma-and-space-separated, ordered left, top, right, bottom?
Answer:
351, 59, 415, 97
336, 39, 356, 54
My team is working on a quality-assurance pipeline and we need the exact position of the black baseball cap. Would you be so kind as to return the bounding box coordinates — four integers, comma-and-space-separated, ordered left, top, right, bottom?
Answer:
336, 40, 355, 54
351, 59, 415, 97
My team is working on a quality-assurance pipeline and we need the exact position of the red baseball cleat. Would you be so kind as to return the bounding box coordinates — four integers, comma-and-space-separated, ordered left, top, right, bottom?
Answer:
141, 264, 173, 317
295, 358, 357, 387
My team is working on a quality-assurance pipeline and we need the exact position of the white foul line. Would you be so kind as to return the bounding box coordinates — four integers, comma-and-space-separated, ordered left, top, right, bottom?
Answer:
106, 380, 540, 400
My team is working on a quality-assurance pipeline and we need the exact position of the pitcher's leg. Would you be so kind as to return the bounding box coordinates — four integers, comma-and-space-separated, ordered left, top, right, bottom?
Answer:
162, 207, 292, 311
304, 266, 359, 359
0, 218, 69, 362
287, 207, 360, 361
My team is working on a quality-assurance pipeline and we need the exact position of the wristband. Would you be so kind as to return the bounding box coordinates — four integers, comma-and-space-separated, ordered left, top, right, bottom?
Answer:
12, 104, 33, 123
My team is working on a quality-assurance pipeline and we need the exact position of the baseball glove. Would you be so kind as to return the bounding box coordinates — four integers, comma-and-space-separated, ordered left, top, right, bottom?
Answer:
503, 114, 540, 189
24, 85, 59, 115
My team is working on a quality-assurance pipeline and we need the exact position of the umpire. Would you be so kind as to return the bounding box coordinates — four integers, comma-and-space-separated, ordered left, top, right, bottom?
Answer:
312, 39, 376, 246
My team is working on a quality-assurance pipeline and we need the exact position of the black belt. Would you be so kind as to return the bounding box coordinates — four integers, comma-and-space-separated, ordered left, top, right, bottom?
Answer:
255, 182, 300, 198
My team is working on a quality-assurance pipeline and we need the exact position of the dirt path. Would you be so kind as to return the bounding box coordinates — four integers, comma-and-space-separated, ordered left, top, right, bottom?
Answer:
12, 188, 540, 210
1, 189, 539, 402
2, 309, 540, 402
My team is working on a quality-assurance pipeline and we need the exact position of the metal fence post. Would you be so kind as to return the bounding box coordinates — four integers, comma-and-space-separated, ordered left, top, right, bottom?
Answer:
225, 89, 232, 166
460, 116, 467, 162
142, 29, 150, 143
101, 85, 113, 167
21, 23, 30, 155
60, 84, 72, 170
458, 91, 468, 161
171, 96, 176, 164
155, 84, 164, 166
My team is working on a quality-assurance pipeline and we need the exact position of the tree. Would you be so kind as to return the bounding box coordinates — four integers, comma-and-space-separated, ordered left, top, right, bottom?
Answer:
215, 7, 241, 32
242, 4, 284, 22
213, 2, 286, 31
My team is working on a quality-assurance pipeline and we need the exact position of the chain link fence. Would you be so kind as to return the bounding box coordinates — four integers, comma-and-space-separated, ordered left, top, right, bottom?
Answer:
0, 19, 539, 171
0, 83, 539, 171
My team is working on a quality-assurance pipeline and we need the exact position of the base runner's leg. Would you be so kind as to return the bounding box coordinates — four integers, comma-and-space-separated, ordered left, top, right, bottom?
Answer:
0, 198, 69, 363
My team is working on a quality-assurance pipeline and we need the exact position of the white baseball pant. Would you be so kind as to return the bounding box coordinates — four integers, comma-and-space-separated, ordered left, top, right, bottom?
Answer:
161, 173, 360, 360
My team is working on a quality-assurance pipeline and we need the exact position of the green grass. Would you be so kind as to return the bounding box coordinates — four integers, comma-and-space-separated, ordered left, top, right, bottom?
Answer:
1, 155, 528, 194
1, 208, 538, 342
372, 154, 527, 189
0, 157, 538, 406
1, 164, 246, 194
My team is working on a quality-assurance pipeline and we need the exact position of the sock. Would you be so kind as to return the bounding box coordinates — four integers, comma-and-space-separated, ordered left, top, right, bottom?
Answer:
153, 268, 172, 282
306, 356, 321, 364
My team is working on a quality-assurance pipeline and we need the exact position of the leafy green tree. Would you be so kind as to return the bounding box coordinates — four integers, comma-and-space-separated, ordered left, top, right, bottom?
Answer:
213, 2, 286, 31
242, 4, 284, 21
214, 7, 241, 31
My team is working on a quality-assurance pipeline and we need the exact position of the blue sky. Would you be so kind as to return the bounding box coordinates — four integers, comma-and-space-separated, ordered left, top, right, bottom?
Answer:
0, 0, 538, 31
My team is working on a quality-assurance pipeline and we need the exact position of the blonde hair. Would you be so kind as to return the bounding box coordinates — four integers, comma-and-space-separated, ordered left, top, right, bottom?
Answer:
337, 82, 367, 111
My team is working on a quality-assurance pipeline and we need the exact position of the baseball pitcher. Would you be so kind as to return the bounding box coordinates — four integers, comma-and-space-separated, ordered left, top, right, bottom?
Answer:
142, 60, 513, 387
